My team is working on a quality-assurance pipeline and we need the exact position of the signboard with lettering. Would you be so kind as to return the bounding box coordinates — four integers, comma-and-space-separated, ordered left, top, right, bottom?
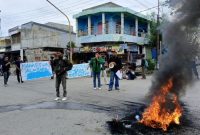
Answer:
21, 61, 52, 81
67, 63, 90, 78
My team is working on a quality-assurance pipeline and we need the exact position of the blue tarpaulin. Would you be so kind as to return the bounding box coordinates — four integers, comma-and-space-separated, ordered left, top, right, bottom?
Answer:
21, 61, 52, 81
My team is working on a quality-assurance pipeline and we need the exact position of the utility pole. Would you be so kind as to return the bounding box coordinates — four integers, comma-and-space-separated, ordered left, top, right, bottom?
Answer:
156, 0, 160, 69
46, 0, 72, 63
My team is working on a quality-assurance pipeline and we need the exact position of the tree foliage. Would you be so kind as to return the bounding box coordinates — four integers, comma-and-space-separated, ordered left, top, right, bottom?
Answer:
67, 41, 76, 48
147, 12, 167, 47
148, 12, 158, 47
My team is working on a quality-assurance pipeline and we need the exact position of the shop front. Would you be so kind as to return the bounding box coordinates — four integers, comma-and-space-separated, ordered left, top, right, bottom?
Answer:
72, 44, 136, 64
25, 47, 64, 62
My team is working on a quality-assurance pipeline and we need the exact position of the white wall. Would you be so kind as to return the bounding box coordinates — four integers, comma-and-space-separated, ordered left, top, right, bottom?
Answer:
21, 23, 76, 49
11, 43, 21, 51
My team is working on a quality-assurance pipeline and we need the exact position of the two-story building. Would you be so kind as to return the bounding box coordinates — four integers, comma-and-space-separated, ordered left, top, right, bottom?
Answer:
73, 2, 151, 63
7, 22, 76, 62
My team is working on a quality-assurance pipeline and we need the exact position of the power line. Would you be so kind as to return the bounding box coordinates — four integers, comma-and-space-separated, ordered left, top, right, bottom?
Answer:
1, 1, 167, 36
2, 0, 159, 19
134, 3, 167, 15
2, 0, 101, 19
3, 3, 166, 25
1, 0, 107, 35
20, 3, 168, 36
4, 1, 163, 26
2, 0, 101, 24
1, 0, 72, 17
134, 0, 149, 8
142, 0, 157, 6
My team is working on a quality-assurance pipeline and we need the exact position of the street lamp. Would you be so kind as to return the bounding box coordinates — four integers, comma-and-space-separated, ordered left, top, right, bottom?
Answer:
46, 0, 72, 62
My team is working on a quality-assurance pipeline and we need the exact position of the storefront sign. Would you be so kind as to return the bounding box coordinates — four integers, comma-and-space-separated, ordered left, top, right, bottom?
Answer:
80, 47, 85, 52
81, 45, 126, 54
92, 47, 97, 52
119, 44, 128, 50
129, 45, 138, 52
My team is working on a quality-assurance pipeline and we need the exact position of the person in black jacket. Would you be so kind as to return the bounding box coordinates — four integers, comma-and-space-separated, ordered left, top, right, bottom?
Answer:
2, 56, 11, 87
108, 51, 122, 91
50, 56, 55, 80
141, 54, 146, 79
125, 63, 136, 80
14, 56, 23, 83
53, 52, 72, 101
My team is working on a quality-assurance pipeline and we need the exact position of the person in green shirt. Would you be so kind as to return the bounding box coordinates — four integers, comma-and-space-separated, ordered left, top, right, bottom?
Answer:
90, 53, 105, 90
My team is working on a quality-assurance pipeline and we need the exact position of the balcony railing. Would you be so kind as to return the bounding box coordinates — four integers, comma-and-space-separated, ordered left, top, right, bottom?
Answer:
116, 24, 121, 34
138, 32, 148, 38
78, 27, 148, 37
78, 30, 88, 37
77, 34, 149, 45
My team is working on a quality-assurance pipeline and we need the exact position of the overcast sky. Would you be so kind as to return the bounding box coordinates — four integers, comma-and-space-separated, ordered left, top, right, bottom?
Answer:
0, 0, 166, 36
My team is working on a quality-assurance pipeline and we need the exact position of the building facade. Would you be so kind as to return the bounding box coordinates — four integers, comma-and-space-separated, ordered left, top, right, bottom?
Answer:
2, 22, 76, 61
0, 37, 11, 54
73, 2, 151, 63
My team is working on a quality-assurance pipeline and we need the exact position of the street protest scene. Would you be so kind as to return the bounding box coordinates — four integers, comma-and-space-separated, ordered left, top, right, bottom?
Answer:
0, 0, 200, 135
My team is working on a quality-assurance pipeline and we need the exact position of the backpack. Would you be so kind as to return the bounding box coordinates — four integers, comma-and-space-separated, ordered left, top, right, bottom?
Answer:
145, 60, 148, 68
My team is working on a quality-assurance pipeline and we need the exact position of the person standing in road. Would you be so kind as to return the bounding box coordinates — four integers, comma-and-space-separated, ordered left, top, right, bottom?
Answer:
101, 60, 109, 85
0, 56, 3, 76
191, 57, 199, 80
14, 56, 23, 83
50, 56, 55, 80
90, 52, 105, 90
108, 51, 122, 91
2, 56, 11, 87
53, 52, 72, 101
141, 54, 147, 79
88, 60, 93, 78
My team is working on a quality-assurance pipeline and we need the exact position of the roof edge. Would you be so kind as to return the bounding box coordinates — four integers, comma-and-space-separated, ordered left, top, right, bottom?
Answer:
22, 22, 76, 34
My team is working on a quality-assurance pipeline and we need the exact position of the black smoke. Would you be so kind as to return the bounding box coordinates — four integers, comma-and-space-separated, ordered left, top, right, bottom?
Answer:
148, 0, 200, 101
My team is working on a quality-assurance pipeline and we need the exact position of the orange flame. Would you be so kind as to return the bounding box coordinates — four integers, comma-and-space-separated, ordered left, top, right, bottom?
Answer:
140, 79, 183, 131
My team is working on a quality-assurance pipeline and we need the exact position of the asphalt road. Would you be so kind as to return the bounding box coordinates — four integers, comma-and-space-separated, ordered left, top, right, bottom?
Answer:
0, 75, 199, 135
